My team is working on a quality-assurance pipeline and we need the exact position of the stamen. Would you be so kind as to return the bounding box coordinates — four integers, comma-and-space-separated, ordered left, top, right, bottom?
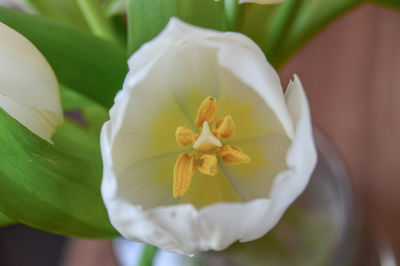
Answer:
198, 154, 218, 176
175, 126, 198, 146
173, 153, 196, 198
193, 121, 222, 153
217, 145, 251, 165
195, 96, 218, 127
212, 115, 235, 139
172, 96, 251, 198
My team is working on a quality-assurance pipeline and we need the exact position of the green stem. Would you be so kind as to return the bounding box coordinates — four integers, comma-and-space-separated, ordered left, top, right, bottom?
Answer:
75, 0, 117, 42
265, 0, 302, 67
138, 244, 158, 266
224, 0, 245, 31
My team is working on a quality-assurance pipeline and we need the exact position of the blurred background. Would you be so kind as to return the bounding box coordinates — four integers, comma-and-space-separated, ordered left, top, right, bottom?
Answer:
0, 3, 399, 266
280, 2, 400, 261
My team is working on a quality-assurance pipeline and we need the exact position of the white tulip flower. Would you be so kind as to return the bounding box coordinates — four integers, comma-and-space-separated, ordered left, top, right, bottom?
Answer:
101, 18, 316, 255
0, 22, 63, 143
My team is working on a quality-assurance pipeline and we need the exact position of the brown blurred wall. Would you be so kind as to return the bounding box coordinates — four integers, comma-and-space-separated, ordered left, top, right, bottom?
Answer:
280, 3, 400, 256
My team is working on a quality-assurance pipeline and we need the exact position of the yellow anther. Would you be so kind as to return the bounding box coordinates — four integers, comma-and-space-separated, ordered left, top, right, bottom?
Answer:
217, 145, 251, 165
212, 115, 235, 139
172, 97, 251, 198
173, 153, 196, 198
193, 121, 222, 153
175, 126, 198, 146
198, 154, 218, 176
195, 96, 218, 128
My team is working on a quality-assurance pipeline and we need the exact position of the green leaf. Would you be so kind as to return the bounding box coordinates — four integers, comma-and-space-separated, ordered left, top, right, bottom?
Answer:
0, 212, 15, 227
127, 0, 226, 55
75, 0, 122, 43
24, 0, 90, 31
61, 86, 109, 138
239, 0, 364, 68
60, 86, 93, 111
0, 108, 118, 238
0, 7, 128, 108
370, 0, 400, 10
106, 0, 128, 16
139, 245, 158, 266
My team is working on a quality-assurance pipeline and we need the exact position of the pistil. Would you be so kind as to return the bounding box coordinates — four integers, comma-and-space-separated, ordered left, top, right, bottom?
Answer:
193, 121, 222, 153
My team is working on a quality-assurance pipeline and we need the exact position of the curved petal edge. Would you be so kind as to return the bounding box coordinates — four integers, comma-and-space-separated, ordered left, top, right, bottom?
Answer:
0, 22, 63, 143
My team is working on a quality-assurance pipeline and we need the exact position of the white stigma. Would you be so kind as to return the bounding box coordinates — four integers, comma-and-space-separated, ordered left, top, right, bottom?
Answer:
193, 121, 222, 150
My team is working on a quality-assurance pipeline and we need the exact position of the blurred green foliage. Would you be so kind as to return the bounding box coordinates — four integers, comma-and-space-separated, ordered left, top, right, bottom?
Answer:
0, 212, 15, 227
0, 102, 117, 237
0, 7, 128, 108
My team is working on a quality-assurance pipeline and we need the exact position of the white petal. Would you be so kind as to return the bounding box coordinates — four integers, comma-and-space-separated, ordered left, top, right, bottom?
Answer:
196, 199, 271, 251
0, 22, 63, 142
216, 66, 289, 141
108, 73, 193, 176
221, 134, 290, 200
281, 75, 317, 207
179, 170, 242, 208
239, 75, 317, 242
162, 18, 294, 139
213, 32, 294, 140
239, 0, 285, 4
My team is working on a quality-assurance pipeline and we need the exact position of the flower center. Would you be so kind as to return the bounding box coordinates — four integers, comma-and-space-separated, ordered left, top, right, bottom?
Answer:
173, 96, 251, 198
193, 121, 221, 153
